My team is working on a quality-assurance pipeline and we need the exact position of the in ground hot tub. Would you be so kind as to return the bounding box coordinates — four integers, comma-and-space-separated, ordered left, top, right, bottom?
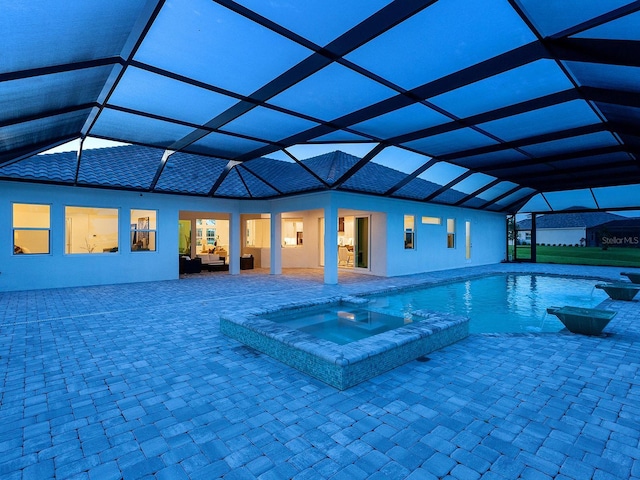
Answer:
220, 296, 468, 390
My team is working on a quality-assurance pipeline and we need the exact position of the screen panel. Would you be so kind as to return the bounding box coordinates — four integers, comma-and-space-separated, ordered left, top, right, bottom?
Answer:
594, 184, 640, 209
429, 60, 574, 119
220, 107, 319, 142
518, 193, 552, 213
404, 128, 497, 157
520, 132, 619, 157
268, 63, 396, 121
0, 66, 116, 125
234, 0, 392, 46
366, 147, 432, 175
516, 0, 633, 37
134, 0, 312, 96
479, 100, 602, 142
543, 189, 598, 211
186, 131, 269, 158
346, 0, 535, 89
574, 9, 640, 40
351, 104, 450, 139
0, 110, 91, 155
90, 109, 195, 149
1, 1, 148, 74
565, 62, 640, 94
108, 67, 239, 125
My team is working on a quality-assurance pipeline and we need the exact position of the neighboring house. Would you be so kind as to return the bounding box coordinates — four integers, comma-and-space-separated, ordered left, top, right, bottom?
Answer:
586, 218, 640, 248
516, 211, 625, 246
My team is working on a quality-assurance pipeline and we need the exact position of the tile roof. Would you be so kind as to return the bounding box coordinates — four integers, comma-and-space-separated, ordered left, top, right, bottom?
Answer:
342, 160, 406, 194
517, 211, 625, 230
235, 165, 280, 198
215, 167, 249, 197
1, 145, 475, 206
78, 145, 160, 189
302, 151, 356, 184
0, 150, 77, 183
392, 176, 441, 200
594, 218, 640, 229
242, 157, 323, 194
155, 151, 228, 195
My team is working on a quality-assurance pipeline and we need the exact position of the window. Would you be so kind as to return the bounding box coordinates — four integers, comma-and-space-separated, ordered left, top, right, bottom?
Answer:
65, 207, 118, 254
404, 215, 415, 249
283, 218, 303, 246
246, 218, 271, 248
196, 219, 217, 249
131, 209, 157, 252
196, 218, 229, 253
13, 203, 50, 254
447, 218, 455, 248
421, 216, 441, 225
206, 228, 216, 246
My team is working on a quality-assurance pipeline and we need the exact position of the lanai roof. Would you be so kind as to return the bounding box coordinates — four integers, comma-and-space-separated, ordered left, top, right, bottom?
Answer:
2, 1, 640, 214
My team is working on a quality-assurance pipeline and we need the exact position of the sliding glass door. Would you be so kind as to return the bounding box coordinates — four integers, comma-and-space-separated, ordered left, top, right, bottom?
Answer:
355, 216, 369, 269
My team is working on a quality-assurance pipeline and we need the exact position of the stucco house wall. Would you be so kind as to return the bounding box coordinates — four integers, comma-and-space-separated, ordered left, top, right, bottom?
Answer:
2, 182, 506, 292
519, 227, 586, 246
1, 180, 241, 292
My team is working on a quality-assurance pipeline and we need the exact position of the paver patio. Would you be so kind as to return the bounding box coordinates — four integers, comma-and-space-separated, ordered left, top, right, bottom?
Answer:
1, 264, 639, 479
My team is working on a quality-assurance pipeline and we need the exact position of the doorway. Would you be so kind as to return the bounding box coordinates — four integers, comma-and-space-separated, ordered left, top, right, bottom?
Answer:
337, 215, 369, 270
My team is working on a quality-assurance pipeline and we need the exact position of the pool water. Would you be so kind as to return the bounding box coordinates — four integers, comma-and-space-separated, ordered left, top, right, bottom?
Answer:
268, 307, 409, 345
266, 275, 610, 343
367, 274, 608, 334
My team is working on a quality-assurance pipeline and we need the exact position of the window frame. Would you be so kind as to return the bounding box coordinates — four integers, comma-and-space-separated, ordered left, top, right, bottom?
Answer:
12, 202, 51, 255
282, 218, 304, 247
421, 216, 442, 225
404, 214, 415, 250
130, 209, 157, 252
65, 205, 119, 254
447, 218, 456, 249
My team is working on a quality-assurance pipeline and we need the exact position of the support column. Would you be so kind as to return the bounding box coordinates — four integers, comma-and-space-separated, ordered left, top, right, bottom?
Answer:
270, 212, 282, 275
324, 201, 338, 285
229, 211, 240, 275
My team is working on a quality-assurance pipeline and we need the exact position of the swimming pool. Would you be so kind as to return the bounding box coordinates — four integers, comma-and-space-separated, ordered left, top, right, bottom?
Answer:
366, 274, 609, 333
220, 273, 609, 388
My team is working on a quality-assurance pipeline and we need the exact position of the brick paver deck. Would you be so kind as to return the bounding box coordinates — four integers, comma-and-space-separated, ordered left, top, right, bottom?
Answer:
1, 264, 639, 479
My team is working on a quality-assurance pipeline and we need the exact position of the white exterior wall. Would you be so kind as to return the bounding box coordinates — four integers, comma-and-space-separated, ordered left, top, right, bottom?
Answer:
320, 192, 504, 277
0, 181, 240, 292
381, 198, 506, 276
2, 182, 506, 291
535, 228, 585, 246
517, 228, 586, 246
261, 192, 390, 277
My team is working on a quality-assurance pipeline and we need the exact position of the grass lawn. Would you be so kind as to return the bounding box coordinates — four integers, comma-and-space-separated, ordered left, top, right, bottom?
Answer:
513, 245, 640, 267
